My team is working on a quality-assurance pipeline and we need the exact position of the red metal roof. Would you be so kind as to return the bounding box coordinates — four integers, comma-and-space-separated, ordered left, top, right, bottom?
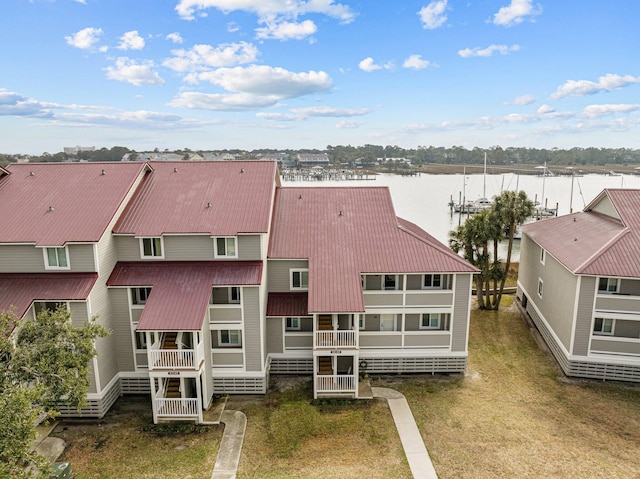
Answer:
523, 189, 640, 278
107, 261, 262, 330
268, 187, 477, 313
0, 272, 98, 319
0, 162, 148, 246
266, 293, 309, 317
113, 161, 277, 236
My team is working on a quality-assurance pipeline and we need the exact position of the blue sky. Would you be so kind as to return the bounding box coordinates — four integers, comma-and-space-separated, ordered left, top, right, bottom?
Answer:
1, 0, 640, 154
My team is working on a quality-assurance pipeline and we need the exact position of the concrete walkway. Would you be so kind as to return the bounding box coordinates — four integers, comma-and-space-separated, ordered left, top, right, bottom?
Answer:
211, 410, 246, 479
372, 387, 439, 479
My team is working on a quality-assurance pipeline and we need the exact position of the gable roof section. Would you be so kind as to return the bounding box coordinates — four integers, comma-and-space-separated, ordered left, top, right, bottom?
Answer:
113, 161, 277, 236
0, 272, 98, 319
0, 162, 148, 246
268, 187, 477, 313
523, 189, 640, 278
107, 261, 262, 330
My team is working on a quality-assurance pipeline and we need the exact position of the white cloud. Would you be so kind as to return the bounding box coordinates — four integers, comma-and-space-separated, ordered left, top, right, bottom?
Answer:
537, 104, 555, 114
358, 57, 393, 72
290, 106, 370, 117
166, 32, 184, 44
168, 91, 280, 111
505, 94, 535, 105
256, 19, 317, 41
73, 0, 87, 4
257, 112, 300, 121
227, 22, 240, 33
418, 0, 448, 30
175, 0, 356, 24
551, 74, 640, 100
186, 65, 332, 98
105, 58, 165, 86
402, 54, 432, 70
458, 44, 520, 58
117, 30, 145, 50
582, 104, 640, 118
163, 42, 259, 72
65, 27, 104, 50
493, 0, 542, 27
0, 89, 49, 117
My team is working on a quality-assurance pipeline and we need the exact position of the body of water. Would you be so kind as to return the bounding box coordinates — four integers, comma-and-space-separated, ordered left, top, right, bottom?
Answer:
284, 172, 640, 261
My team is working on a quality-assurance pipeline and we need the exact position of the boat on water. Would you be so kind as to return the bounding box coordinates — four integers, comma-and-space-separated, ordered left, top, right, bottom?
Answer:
450, 152, 492, 214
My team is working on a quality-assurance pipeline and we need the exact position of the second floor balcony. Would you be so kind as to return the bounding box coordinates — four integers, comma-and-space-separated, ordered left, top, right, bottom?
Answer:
148, 331, 205, 370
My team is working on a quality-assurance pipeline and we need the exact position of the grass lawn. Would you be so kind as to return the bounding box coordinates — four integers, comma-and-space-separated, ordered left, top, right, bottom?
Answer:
380, 296, 640, 479
54, 296, 640, 478
55, 396, 222, 479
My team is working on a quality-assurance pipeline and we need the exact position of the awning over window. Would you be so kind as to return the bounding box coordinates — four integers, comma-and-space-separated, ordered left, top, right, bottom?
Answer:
0, 272, 98, 320
107, 261, 262, 331
266, 292, 309, 317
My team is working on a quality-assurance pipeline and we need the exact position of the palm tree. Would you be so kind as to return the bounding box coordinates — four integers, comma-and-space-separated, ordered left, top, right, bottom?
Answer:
492, 190, 534, 307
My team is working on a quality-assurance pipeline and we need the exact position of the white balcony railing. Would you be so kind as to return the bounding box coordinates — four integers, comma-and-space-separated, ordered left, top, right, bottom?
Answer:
148, 342, 204, 370
314, 330, 357, 348
315, 374, 356, 393
155, 398, 199, 418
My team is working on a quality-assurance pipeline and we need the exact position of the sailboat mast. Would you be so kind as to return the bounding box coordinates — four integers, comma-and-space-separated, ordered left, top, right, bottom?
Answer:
483, 152, 487, 199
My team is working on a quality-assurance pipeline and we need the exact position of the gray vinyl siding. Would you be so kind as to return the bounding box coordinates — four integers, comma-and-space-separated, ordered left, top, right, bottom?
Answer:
267, 259, 308, 292
0, 245, 49, 272
406, 275, 422, 290
68, 244, 96, 272
364, 293, 404, 306
451, 274, 471, 352
360, 334, 402, 347
210, 307, 242, 322
164, 235, 214, 260
590, 337, 640, 355
404, 334, 451, 347
67, 302, 97, 394
238, 235, 262, 260
613, 319, 640, 338
114, 236, 141, 261
519, 234, 578, 352
109, 288, 135, 372
266, 317, 283, 354
243, 287, 262, 371
619, 278, 640, 296
573, 277, 596, 356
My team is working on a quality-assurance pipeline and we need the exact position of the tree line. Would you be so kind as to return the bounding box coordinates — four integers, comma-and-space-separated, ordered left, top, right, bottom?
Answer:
2, 144, 640, 168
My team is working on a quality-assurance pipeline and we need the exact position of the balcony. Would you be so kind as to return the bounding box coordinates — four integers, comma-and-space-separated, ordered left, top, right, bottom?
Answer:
148, 340, 204, 370
314, 330, 358, 349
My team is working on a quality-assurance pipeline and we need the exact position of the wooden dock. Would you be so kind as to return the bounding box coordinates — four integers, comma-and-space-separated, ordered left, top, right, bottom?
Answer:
281, 168, 376, 181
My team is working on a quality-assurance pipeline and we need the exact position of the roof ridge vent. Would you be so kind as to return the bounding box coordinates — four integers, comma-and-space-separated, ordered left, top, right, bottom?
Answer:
48, 206, 54, 212
101, 169, 106, 175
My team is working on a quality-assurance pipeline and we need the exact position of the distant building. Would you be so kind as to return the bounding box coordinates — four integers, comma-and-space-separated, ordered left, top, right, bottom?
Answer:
297, 153, 330, 168
64, 146, 95, 155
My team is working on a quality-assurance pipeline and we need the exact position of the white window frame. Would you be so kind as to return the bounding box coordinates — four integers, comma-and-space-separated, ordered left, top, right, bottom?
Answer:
285, 317, 301, 331
423, 274, 442, 289
140, 237, 164, 259
384, 274, 399, 291
420, 313, 440, 330
537, 278, 543, 298
540, 248, 546, 265
218, 329, 242, 347
290, 269, 309, 290
593, 317, 615, 336
132, 287, 152, 305
358, 316, 365, 330
215, 237, 238, 258
43, 246, 70, 270
134, 331, 148, 351
598, 277, 620, 294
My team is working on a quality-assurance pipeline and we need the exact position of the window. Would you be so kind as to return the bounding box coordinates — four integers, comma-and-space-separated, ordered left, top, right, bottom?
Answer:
598, 277, 620, 294
540, 248, 546, 265
291, 269, 309, 290
44, 247, 69, 270
140, 237, 163, 258
34, 302, 64, 316
135, 331, 148, 350
423, 274, 442, 289
593, 318, 614, 335
358, 316, 365, 330
229, 287, 241, 303
537, 278, 543, 298
218, 330, 241, 347
384, 275, 398, 290
420, 313, 440, 329
285, 317, 300, 331
215, 237, 237, 258
132, 287, 152, 305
